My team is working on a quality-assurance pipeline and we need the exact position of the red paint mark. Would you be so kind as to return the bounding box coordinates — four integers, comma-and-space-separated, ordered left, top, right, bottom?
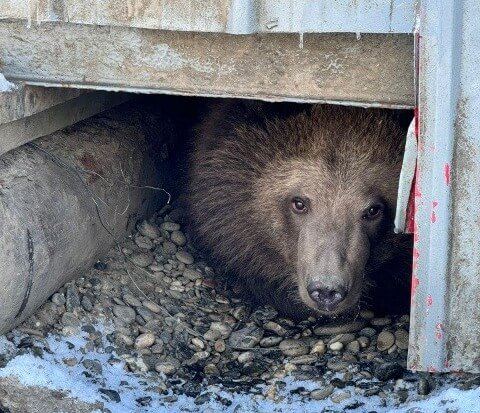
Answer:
445, 359, 451, 368
414, 107, 420, 138
428, 366, 438, 373
432, 201, 438, 208
435, 323, 445, 340
413, 221, 420, 242
411, 276, 420, 304
431, 211, 437, 223
412, 248, 420, 271
426, 295, 433, 306
444, 163, 451, 186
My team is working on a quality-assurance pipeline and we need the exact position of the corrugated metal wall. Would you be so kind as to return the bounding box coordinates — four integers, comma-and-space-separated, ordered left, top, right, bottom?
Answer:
406, 0, 480, 373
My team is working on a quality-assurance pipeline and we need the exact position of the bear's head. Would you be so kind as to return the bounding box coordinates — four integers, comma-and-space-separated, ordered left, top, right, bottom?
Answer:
251, 106, 406, 316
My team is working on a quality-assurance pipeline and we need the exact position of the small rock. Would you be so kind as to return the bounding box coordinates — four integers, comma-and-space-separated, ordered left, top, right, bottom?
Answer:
314, 320, 366, 336
418, 377, 431, 395
171, 230, 187, 246
65, 286, 81, 312
359, 327, 377, 337
238, 351, 254, 363
279, 339, 309, 357
357, 336, 370, 348
175, 251, 194, 265
330, 390, 351, 403
81, 296, 93, 312
183, 269, 202, 281
135, 235, 154, 250
99, 388, 121, 403
260, 336, 282, 347
113, 305, 136, 323
162, 241, 177, 255
328, 333, 356, 345
377, 331, 395, 351
395, 329, 409, 350
160, 222, 180, 232
214, 339, 226, 353
123, 294, 142, 307
155, 362, 177, 375
310, 340, 326, 355
263, 321, 288, 336
210, 322, 232, 339
135, 332, 156, 349
192, 338, 205, 350
51, 293, 66, 306
310, 386, 334, 400
374, 362, 404, 381
329, 342, 344, 352
359, 310, 375, 319
142, 300, 162, 314
138, 221, 161, 239
130, 252, 154, 268
371, 317, 392, 327
346, 340, 360, 353
289, 354, 317, 365
229, 325, 264, 350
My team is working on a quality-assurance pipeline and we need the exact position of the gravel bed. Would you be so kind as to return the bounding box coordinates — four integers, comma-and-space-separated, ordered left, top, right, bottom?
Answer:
0, 205, 478, 412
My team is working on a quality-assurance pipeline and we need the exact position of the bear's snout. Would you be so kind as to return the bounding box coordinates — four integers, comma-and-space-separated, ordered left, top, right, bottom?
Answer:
306, 282, 348, 311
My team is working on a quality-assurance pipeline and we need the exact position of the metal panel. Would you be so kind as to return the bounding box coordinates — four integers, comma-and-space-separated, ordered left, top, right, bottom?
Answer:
1, 0, 415, 34
0, 22, 414, 107
406, 0, 480, 373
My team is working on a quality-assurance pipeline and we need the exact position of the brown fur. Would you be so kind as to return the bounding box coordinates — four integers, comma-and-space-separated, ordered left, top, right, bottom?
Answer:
186, 101, 412, 320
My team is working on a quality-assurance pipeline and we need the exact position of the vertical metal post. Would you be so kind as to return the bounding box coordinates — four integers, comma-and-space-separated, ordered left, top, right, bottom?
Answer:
408, 0, 480, 372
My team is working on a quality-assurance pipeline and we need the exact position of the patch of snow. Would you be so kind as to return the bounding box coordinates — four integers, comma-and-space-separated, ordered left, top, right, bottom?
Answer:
0, 73, 17, 92
0, 325, 478, 413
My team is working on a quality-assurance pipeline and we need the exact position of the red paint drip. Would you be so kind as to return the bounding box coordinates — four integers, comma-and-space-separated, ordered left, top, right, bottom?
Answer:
426, 295, 433, 306
411, 276, 420, 304
444, 163, 451, 186
431, 211, 437, 223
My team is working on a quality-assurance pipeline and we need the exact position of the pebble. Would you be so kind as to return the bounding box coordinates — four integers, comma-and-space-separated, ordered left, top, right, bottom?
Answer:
310, 340, 326, 355
279, 339, 309, 357
134, 333, 156, 349
289, 354, 317, 365
418, 377, 431, 395
130, 252, 154, 268
330, 390, 351, 403
374, 362, 404, 381
371, 317, 392, 327
142, 300, 162, 314
183, 269, 202, 281
314, 320, 366, 336
357, 336, 370, 348
214, 339, 226, 353
51, 293, 66, 306
162, 241, 177, 255
263, 321, 288, 336
229, 325, 264, 350
160, 221, 181, 232
260, 336, 282, 347
171, 230, 187, 246
113, 305, 136, 323
329, 341, 344, 352
155, 362, 177, 375
175, 251, 194, 265
123, 294, 142, 307
346, 340, 360, 353
395, 329, 409, 350
138, 221, 161, 239
210, 322, 232, 339
377, 331, 395, 351
328, 333, 356, 345
192, 338, 205, 350
310, 386, 334, 400
238, 351, 254, 363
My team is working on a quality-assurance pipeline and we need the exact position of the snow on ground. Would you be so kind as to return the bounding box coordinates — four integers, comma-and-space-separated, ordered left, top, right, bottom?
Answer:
0, 73, 17, 92
0, 325, 478, 413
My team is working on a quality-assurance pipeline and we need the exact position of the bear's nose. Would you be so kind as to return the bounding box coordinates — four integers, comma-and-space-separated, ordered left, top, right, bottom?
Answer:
307, 282, 347, 311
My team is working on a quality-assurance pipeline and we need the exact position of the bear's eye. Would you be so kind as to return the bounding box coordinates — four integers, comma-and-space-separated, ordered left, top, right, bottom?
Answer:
291, 197, 308, 214
363, 203, 384, 220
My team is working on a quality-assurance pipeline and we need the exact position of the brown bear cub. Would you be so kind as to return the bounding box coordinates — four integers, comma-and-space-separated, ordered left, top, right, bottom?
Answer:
186, 100, 412, 321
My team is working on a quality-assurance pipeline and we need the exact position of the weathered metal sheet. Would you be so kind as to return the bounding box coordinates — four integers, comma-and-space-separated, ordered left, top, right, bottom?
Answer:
0, 22, 415, 107
2, 0, 415, 34
407, 0, 480, 373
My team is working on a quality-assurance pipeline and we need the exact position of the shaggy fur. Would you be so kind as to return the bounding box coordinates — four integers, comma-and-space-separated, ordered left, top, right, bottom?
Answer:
186, 100, 412, 320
